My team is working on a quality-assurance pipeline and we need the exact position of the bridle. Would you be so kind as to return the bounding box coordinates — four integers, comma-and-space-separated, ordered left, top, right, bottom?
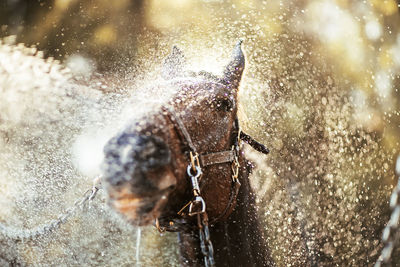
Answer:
157, 101, 269, 267
171, 110, 242, 222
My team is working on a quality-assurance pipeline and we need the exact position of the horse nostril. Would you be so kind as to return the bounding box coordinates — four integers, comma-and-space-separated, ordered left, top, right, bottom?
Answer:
167, 184, 176, 191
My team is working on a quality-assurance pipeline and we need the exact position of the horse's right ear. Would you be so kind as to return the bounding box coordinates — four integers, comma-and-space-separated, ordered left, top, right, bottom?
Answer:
162, 46, 186, 79
222, 40, 245, 89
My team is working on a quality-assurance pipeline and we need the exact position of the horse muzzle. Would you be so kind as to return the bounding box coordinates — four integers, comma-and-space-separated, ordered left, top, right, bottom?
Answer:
108, 183, 175, 226
101, 133, 176, 225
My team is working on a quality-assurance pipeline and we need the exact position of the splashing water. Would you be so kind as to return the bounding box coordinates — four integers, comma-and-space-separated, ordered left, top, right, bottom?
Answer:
1, 1, 400, 265
0, 38, 180, 266
136, 228, 142, 267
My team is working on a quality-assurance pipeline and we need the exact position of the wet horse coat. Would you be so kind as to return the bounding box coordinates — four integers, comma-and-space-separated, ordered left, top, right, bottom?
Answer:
101, 42, 275, 266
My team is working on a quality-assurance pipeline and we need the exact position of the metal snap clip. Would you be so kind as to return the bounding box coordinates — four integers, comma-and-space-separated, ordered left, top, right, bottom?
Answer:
188, 196, 206, 216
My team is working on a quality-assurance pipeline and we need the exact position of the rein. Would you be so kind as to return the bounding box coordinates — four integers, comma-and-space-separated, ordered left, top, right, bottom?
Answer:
158, 106, 269, 267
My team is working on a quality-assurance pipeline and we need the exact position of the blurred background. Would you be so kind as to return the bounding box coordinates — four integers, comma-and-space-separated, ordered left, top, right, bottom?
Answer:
1, 0, 400, 266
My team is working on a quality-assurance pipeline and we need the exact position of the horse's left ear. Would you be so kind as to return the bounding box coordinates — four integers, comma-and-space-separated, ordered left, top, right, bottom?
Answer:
162, 46, 186, 79
223, 40, 245, 89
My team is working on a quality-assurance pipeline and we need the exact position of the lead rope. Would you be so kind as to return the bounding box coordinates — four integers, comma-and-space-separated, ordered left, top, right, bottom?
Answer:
0, 176, 101, 240
374, 156, 400, 267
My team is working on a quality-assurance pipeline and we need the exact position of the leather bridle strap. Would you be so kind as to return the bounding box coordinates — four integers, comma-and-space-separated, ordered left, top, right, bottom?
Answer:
165, 107, 236, 166
166, 108, 198, 153
162, 106, 269, 225
240, 131, 270, 155
200, 150, 235, 166
162, 106, 241, 225
168, 107, 270, 161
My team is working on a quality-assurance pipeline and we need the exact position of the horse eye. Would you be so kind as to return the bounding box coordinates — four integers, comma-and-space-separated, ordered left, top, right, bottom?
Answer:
215, 98, 233, 112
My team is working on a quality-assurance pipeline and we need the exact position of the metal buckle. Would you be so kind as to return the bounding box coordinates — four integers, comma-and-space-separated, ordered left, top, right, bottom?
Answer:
188, 196, 206, 216
187, 164, 202, 194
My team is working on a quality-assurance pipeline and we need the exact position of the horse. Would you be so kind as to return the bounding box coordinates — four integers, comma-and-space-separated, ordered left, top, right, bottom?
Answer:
101, 41, 275, 267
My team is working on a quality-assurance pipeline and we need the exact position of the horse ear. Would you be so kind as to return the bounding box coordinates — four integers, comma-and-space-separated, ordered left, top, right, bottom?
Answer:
162, 46, 186, 79
223, 40, 245, 89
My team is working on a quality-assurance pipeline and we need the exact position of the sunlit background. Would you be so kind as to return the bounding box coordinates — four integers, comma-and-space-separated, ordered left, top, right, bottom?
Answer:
1, 0, 400, 266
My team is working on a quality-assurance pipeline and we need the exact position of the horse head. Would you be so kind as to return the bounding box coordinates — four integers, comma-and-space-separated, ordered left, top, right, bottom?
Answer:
101, 41, 246, 227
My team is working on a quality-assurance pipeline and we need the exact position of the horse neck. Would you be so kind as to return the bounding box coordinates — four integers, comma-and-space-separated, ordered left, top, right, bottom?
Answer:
178, 159, 275, 267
